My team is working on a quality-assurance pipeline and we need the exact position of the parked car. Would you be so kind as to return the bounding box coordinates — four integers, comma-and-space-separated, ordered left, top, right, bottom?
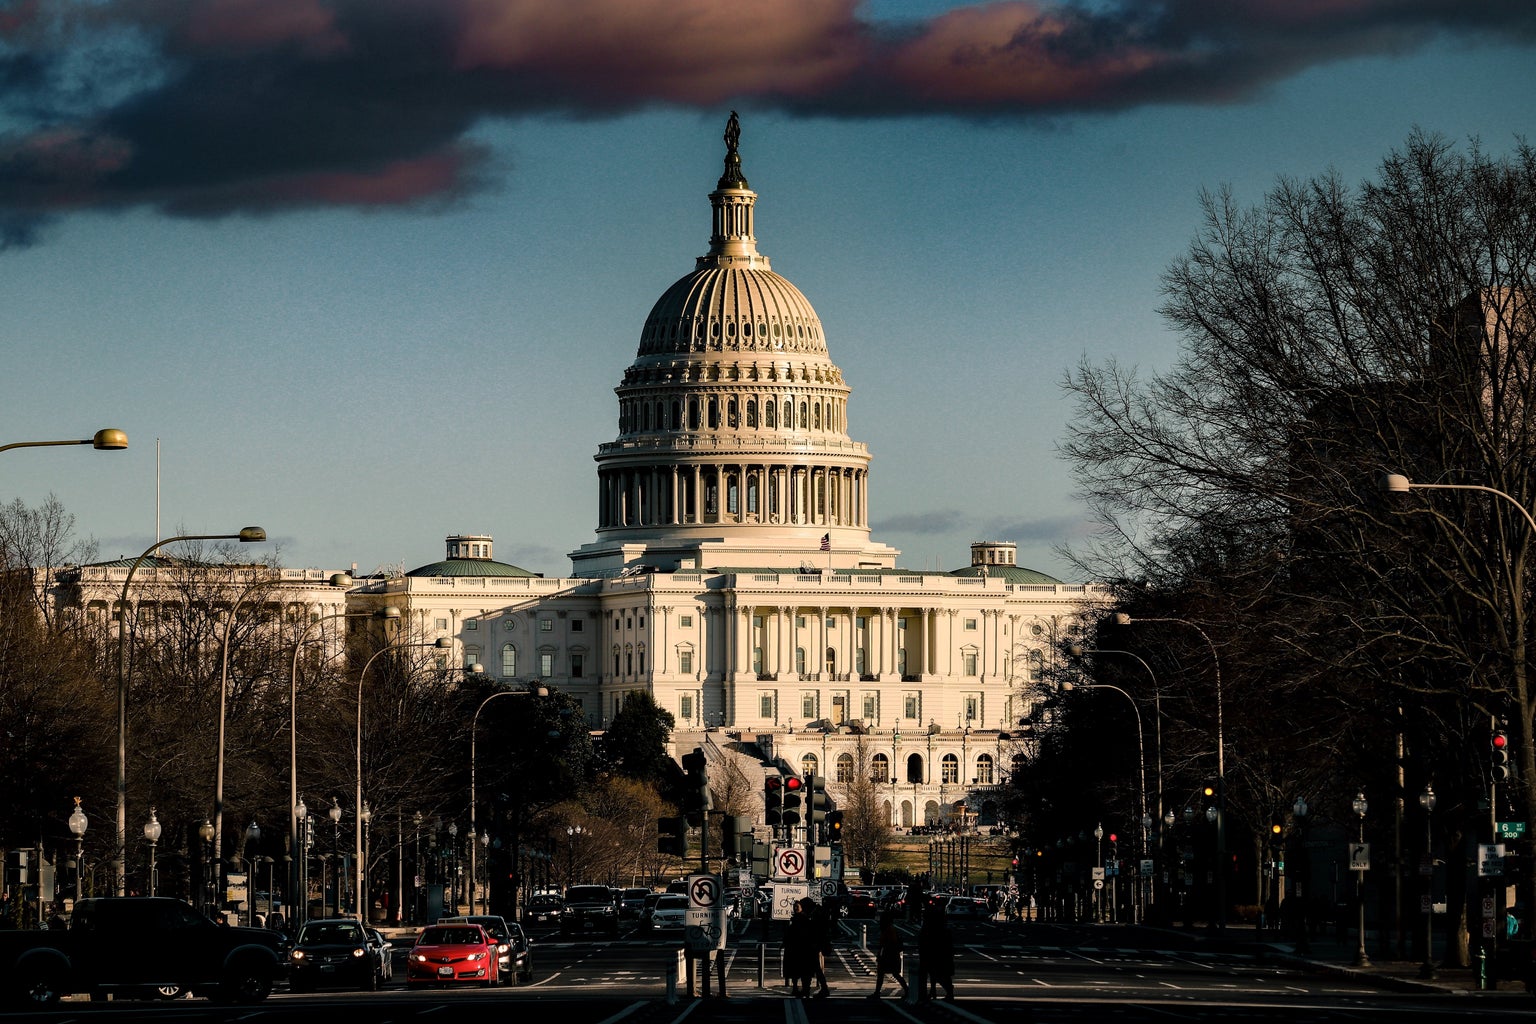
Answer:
438, 915, 531, 984
560, 885, 620, 937
842, 889, 880, 918
944, 895, 992, 919
406, 923, 499, 988
526, 894, 564, 925
647, 894, 689, 933
287, 919, 383, 992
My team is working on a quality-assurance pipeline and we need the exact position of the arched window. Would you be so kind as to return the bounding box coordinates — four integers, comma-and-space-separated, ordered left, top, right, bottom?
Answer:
500, 643, 517, 677
975, 753, 995, 785
871, 753, 890, 783
825, 647, 836, 675
941, 753, 960, 784
836, 752, 855, 783
795, 647, 806, 674
765, 401, 776, 428
905, 753, 923, 784
800, 753, 819, 778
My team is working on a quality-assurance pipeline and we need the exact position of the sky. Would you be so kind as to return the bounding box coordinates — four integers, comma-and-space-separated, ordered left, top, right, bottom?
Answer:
1, 0, 1533, 582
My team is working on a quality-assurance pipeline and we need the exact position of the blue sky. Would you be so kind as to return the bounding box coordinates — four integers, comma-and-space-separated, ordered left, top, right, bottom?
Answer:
1, 1, 1532, 581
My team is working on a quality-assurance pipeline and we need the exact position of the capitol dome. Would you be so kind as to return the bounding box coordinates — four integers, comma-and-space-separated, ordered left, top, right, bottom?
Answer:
568, 114, 897, 577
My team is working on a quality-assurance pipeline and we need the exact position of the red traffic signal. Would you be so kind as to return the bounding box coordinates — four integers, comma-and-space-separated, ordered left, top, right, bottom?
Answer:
1494, 731, 1509, 750
784, 776, 803, 793
1108, 833, 1117, 843
766, 776, 782, 793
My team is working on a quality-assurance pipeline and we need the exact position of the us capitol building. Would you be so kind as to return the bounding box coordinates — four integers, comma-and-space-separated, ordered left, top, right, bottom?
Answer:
65, 117, 1104, 832
351, 115, 1105, 830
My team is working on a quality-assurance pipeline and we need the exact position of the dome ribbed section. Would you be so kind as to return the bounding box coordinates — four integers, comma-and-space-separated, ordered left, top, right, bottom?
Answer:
637, 266, 827, 359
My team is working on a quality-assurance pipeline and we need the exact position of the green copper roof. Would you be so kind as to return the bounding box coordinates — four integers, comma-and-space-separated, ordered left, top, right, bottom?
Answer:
406, 558, 540, 579
949, 564, 1064, 585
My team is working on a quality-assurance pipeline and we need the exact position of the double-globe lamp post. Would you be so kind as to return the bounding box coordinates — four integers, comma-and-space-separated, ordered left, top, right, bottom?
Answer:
68, 798, 87, 907
144, 808, 161, 897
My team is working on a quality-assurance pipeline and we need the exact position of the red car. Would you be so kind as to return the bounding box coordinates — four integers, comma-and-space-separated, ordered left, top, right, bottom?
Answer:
406, 923, 500, 988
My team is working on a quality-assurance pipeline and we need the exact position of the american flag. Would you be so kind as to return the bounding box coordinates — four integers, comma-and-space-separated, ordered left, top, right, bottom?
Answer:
820, 533, 830, 551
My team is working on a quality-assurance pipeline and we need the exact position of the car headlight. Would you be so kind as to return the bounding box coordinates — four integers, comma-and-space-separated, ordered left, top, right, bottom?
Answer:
351, 948, 366, 958
497, 943, 509, 953
412, 954, 428, 963
467, 952, 484, 961
290, 950, 306, 961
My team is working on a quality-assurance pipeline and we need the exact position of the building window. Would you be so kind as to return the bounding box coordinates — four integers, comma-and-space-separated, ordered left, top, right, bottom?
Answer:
681, 614, 693, 628
625, 652, 633, 674
466, 619, 477, 630
680, 694, 694, 720
753, 646, 763, 674
825, 647, 836, 676
501, 644, 517, 676
964, 618, 977, 631
825, 616, 836, 629
572, 618, 583, 632
800, 753, 819, 778
540, 653, 554, 677
679, 649, 694, 674
862, 695, 877, 719
965, 696, 979, 722
963, 652, 978, 676
898, 648, 908, 675
796, 615, 807, 628
795, 647, 806, 674
904, 695, 919, 719
856, 616, 867, 629
571, 653, 584, 678
975, 754, 995, 785
836, 753, 854, 783
760, 694, 774, 718
465, 646, 480, 669
871, 753, 890, 783
540, 619, 553, 632
435, 618, 448, 631
941, 754, 960, 784
801, 693, 816, 719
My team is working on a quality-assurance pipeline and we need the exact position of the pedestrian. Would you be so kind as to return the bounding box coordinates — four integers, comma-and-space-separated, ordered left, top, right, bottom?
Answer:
810, 900, 834, 997
917, 901, 954, 1001
867, 908, 909, 999
907, 880, 924, 922
782, 898, 816, 997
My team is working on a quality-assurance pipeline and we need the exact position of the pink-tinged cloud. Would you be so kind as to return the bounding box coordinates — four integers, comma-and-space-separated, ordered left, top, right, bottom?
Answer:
0, 0, 1530, 247
179, 0, 349, 56
452, 0, 867, 104
262, 150, 473, 206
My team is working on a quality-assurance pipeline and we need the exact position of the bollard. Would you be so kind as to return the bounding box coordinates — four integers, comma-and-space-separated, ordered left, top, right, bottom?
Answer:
666, 948, 683, 1004
1478, 944, 1488, 991
757, 941, 766, 988
906, 951, 921, 1004
860, 923, 867, 951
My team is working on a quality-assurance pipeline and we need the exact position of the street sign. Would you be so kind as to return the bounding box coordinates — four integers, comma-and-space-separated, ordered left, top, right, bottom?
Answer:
1498, 821, 1527, 839
771, 882, 809, 920
685, 873, 725, 952
774, 846, 807, 879
1091, 866, 1105, 881
1348, 843, 1370, 871
1478, 844, 1506, 878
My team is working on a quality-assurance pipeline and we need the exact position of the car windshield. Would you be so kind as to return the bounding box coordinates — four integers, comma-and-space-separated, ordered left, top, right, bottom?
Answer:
565, 886, 613, 903
299, 922, 363, 944
418, 926, 482, 945
656, 896, 688, 909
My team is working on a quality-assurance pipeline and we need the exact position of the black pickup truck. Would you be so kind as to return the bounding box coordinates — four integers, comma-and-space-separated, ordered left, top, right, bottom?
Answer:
1, 896, 284, 1006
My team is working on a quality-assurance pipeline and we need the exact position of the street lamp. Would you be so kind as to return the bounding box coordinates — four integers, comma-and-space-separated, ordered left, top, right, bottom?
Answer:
1419, 785, 1436, 979
288, 596, 389, 931
143, 808, 162, 897
356, 637, 451, 925
361, 802, 372, 920
1352, 791, 1370, 967
1093, 824, 1105, 922
295, 796, 308, 923
328, 800, 343, 918
199, 819, 216, 916
245, 821, 262, 927
469, 683, 548, 915
1113, 612, 1226, 929
115, 526, 266, 896
1293, 796, 1310, 955
68, 797, 87, 906
1381, 473, 1536, 534
0, 428, 128, 454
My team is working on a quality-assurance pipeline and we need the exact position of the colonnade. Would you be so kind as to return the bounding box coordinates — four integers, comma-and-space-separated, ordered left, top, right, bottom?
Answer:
597, 462, 867, 530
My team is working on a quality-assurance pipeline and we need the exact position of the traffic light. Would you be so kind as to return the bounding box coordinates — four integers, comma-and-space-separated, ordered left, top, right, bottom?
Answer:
782, 775, 803, 826
827, 810, 844, 842
765, 775, 783, 826
1270, 815, 1284, 839
723, 815, 753, 857
658, 816, 686, 857
1493, 727, 1512, 782
681, 748, 712, 816
807, 774, 831, 825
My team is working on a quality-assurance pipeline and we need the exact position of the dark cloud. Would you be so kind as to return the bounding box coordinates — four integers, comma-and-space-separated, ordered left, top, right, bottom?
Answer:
980, 514, 1097, 543
0, 0, 1530, 245
872, 510, 965, 535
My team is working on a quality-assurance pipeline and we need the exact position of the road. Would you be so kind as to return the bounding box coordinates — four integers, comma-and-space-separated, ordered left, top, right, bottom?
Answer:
12, 914, 1534, 1023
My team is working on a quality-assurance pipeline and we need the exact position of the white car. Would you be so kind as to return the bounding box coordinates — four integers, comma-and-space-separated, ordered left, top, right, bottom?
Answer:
648, 894, 688, 932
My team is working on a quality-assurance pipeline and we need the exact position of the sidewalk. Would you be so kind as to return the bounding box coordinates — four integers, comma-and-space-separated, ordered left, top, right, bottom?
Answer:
1206, 924, 1497, 994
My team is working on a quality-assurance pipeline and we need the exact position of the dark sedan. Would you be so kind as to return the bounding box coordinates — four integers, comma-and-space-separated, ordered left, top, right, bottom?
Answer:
287, 919, 384, 992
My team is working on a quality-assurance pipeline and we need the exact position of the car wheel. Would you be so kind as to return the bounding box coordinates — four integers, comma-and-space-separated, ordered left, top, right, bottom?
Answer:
12, 965, 65, 1007
156, 983, 185, 1000
216, 960, 274, 1004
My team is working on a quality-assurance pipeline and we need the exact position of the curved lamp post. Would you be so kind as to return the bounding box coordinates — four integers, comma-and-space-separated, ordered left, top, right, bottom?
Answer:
286, 591, 380, 930
1113, 611, 1225, 929
143, 808, 161, 897
469, 682, 548, 915
68, 798, 87, 907
355, 637, 452, 921
115, 526, 267, 896
0, 428, 127, 454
